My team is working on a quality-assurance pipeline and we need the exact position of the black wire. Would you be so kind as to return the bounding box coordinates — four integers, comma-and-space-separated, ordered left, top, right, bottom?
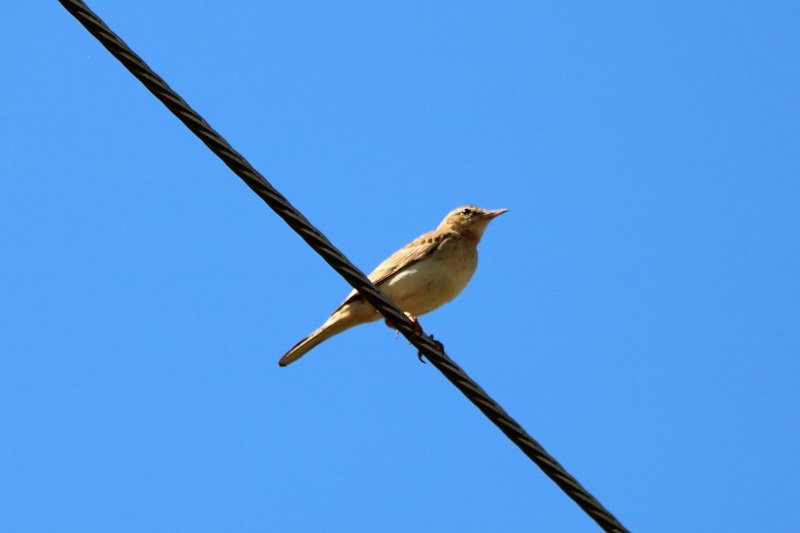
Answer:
58, 1, 629, 531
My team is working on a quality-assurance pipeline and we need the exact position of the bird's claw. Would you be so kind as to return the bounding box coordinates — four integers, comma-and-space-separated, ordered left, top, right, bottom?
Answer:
418, 335, 444, 364
385, 312, 437, 364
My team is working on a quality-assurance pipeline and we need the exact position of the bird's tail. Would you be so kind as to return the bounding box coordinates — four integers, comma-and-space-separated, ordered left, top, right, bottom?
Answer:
278, 314, 354, 367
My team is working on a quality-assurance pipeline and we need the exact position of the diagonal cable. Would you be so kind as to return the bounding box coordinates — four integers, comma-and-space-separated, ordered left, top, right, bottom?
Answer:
57, 1, 629, 531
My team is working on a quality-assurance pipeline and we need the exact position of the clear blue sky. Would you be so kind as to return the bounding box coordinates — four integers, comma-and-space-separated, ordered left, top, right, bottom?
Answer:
2, 2, 798, 531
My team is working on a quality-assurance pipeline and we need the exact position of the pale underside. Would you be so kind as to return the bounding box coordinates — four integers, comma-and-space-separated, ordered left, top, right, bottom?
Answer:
333, 229, 479, 324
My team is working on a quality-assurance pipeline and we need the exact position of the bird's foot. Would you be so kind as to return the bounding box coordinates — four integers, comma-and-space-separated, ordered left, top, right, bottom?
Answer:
385, 313, 431, 363
385, 312, 422, 335
404, 312, 422, 335
418, 334, 444, 364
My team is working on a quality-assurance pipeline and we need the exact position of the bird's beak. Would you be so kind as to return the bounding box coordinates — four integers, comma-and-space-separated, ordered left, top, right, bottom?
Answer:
482, 208, 508, 220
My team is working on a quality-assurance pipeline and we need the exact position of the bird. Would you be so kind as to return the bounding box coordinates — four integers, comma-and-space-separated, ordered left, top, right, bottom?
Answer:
278, 205, 508, 367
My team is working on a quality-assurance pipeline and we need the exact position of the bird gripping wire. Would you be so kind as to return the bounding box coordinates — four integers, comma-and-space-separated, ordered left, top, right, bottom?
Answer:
58, 1, 629, 531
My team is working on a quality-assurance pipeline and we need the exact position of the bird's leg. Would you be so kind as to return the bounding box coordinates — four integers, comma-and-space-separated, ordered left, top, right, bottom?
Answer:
385, 313, 432, 363
403, 313, 433, 364
405, 312, 422, 335
384, 312, 422, 335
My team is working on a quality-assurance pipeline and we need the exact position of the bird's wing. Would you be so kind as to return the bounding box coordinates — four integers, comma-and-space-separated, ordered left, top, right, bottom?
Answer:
335, 230, 455, 309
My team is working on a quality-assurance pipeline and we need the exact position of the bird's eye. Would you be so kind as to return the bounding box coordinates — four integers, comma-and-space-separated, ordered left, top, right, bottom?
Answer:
461, 208, 472, 216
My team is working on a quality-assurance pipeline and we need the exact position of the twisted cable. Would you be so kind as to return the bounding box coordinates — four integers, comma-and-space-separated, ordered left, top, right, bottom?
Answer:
58, 2, 628, 530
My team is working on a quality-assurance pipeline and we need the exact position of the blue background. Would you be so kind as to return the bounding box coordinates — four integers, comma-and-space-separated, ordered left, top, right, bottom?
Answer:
2, 2, 798, 531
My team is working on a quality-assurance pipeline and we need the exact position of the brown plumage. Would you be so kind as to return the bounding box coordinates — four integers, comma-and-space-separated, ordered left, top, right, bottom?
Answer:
278, 205, 507, 366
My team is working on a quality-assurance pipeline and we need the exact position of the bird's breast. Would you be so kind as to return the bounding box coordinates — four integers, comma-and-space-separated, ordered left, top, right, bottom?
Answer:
382, 239, 478, 316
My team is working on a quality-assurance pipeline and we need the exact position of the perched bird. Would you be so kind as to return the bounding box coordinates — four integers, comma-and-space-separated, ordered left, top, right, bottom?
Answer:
278, 205, 507, 367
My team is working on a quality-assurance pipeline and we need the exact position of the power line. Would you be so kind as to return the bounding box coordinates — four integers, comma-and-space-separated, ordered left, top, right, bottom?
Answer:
58, 1, 629, 531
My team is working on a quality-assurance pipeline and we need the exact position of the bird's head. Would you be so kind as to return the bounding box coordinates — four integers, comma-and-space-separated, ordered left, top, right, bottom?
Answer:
438, 205, 508, 243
